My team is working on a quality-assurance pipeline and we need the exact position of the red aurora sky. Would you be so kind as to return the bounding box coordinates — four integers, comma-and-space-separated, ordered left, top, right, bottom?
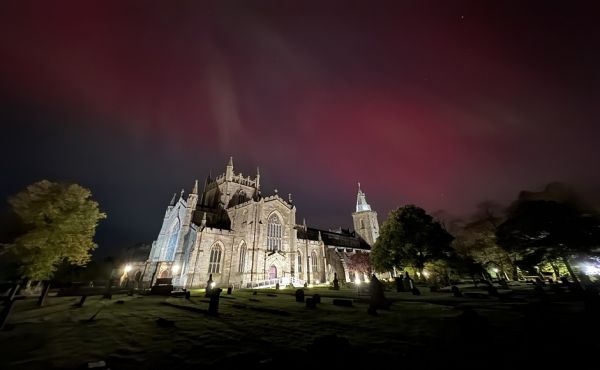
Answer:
1, 1, 599, 254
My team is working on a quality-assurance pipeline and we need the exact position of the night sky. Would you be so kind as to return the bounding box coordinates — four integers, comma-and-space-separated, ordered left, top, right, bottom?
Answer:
1, 1, 599, 256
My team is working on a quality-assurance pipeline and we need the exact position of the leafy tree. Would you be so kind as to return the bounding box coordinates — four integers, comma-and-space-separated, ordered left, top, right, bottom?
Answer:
6, 180, 106, 281
452, 201, 518, 280
496, 199, 600, 284
370, 205, 454, 278
346, 252, 372, 276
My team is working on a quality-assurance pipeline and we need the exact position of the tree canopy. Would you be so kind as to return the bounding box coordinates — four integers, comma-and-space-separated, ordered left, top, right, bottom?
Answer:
6, 180, 106, 281
370, 205, 454, 274
496, 199, 600, 282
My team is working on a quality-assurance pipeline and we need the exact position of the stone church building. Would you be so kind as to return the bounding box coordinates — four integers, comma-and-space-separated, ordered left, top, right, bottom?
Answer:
140, 158, 379, 289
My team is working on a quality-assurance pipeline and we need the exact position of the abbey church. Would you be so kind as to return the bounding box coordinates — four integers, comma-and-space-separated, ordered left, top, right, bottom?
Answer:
141, 158, 379, 289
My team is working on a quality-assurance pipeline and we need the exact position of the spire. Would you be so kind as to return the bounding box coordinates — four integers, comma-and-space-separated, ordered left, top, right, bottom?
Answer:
192, 179, 198, 194
356, 182, 372, 212
228, 156, 233, 167
169, 192, 177, 206
302, 218, 307, 231
180, 189, 185, 198
288, 193, 292, 203
318, 230, 322, 242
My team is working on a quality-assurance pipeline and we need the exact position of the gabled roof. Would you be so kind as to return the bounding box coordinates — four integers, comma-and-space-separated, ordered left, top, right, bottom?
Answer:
296, 226, 370, 250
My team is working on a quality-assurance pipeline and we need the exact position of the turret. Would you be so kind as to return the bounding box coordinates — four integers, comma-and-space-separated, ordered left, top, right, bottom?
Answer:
226, 156, 234, 181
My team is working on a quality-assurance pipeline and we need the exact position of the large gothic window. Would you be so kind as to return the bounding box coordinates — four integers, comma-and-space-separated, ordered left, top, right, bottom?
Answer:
208, 244, 222, 274
239, 242, 247, 273
164, 219, 180, 261
297, 251, 302, 272
311, 251, 319, 272
267, 214, 282, 251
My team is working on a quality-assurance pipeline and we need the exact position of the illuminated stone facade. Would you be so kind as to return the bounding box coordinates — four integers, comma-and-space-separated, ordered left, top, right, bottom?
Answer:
140, 158, 379, 289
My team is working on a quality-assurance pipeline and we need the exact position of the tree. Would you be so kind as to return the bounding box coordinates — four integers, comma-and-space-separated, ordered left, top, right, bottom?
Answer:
6, 180, 106, 281
452, 201, 518, 280
496, 199, 600, 284
346, 252, 372, 276
370, 205, 454, 278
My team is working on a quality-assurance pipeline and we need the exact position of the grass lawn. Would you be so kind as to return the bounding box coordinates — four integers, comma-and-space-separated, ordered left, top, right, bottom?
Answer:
0, 284, 597, 369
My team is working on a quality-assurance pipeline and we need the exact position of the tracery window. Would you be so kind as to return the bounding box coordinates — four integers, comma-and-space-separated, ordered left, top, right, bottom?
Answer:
239, 242, 247, 272
297, 251, 302, 272
267, 214, 282, 251
208, 244, 222, 273
164, 219, 180, 261
311, 251, 319, 272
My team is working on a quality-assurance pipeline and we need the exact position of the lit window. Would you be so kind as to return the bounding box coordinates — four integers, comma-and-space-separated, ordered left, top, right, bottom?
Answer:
208, 244, 222, 273
267, 214, 282, 251
297, 251, 302, 272
239, 243, 246, 273
311, 251, 319, 272
164, 219, 180, 261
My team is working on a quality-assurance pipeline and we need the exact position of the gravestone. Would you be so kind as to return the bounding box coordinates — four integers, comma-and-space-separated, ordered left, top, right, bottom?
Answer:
275, 283, 280, 290
403, 272, 413, 291
303, 282, 308, 288
368, 274, 390, 315
77, 295, 88, 307
451, 285, 462, 297
333, 273, 340, 290
37, 281, 51, 307
411, 287, 421, 296
306, 297, 316, 308
312, 294, 321, 304
332, 299, 353, 307
295, 289, 305, 302
208, 288, 223, 316
395, 277, 405, 292
205, 274, 213, 297
227, 286, 233, 295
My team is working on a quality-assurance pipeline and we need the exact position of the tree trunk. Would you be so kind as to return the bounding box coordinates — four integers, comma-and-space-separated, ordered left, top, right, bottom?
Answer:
550, 262, 561, 280
561, 255, 580, 286
37, 281, 51, 307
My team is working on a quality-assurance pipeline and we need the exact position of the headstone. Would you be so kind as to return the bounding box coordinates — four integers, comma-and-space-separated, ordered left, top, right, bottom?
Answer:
77, 295, 88, 307
332, 299, 353, 307
403, 272, 413, 291
205, 274, 213, 297
295, 289, 305, 302
411, 287, 421, 296
303, 282, 308, 288
451, 285, 462, 297
395, 277, 405, 292
227, 286, 233, 295
208, 288, 223, 316
252, 290, 258, 295
275, 283, 280, 290
333, 273, 340, 290
306, 297, 316, 308
368, 274, 390, 315
312, 294, 321, 304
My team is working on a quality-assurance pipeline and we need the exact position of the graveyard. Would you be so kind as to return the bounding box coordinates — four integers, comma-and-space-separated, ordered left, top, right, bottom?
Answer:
0, 282, 597, 369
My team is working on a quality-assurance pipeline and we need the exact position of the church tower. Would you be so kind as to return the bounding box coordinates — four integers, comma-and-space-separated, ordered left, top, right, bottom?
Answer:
352, 183, 379, 246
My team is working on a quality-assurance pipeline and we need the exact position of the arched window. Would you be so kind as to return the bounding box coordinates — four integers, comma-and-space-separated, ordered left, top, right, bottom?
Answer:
238, 190, 246, 204
311, 251, 319, 272
360, 219, 365, 229
208, 244, 222, 273
239, 242, 247, 273
267, 214, 282, 251
164, 219, 180, 261
297, 251, 302, 272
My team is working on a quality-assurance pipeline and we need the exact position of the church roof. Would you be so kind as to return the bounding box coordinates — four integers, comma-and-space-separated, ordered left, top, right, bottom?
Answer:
296, 226, 371, 250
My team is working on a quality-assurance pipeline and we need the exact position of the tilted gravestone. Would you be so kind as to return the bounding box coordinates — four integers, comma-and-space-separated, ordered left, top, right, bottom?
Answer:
295, 289, 305, 302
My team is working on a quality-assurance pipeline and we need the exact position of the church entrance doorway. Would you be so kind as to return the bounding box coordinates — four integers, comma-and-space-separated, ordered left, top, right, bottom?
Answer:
269, 265, 277, 279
